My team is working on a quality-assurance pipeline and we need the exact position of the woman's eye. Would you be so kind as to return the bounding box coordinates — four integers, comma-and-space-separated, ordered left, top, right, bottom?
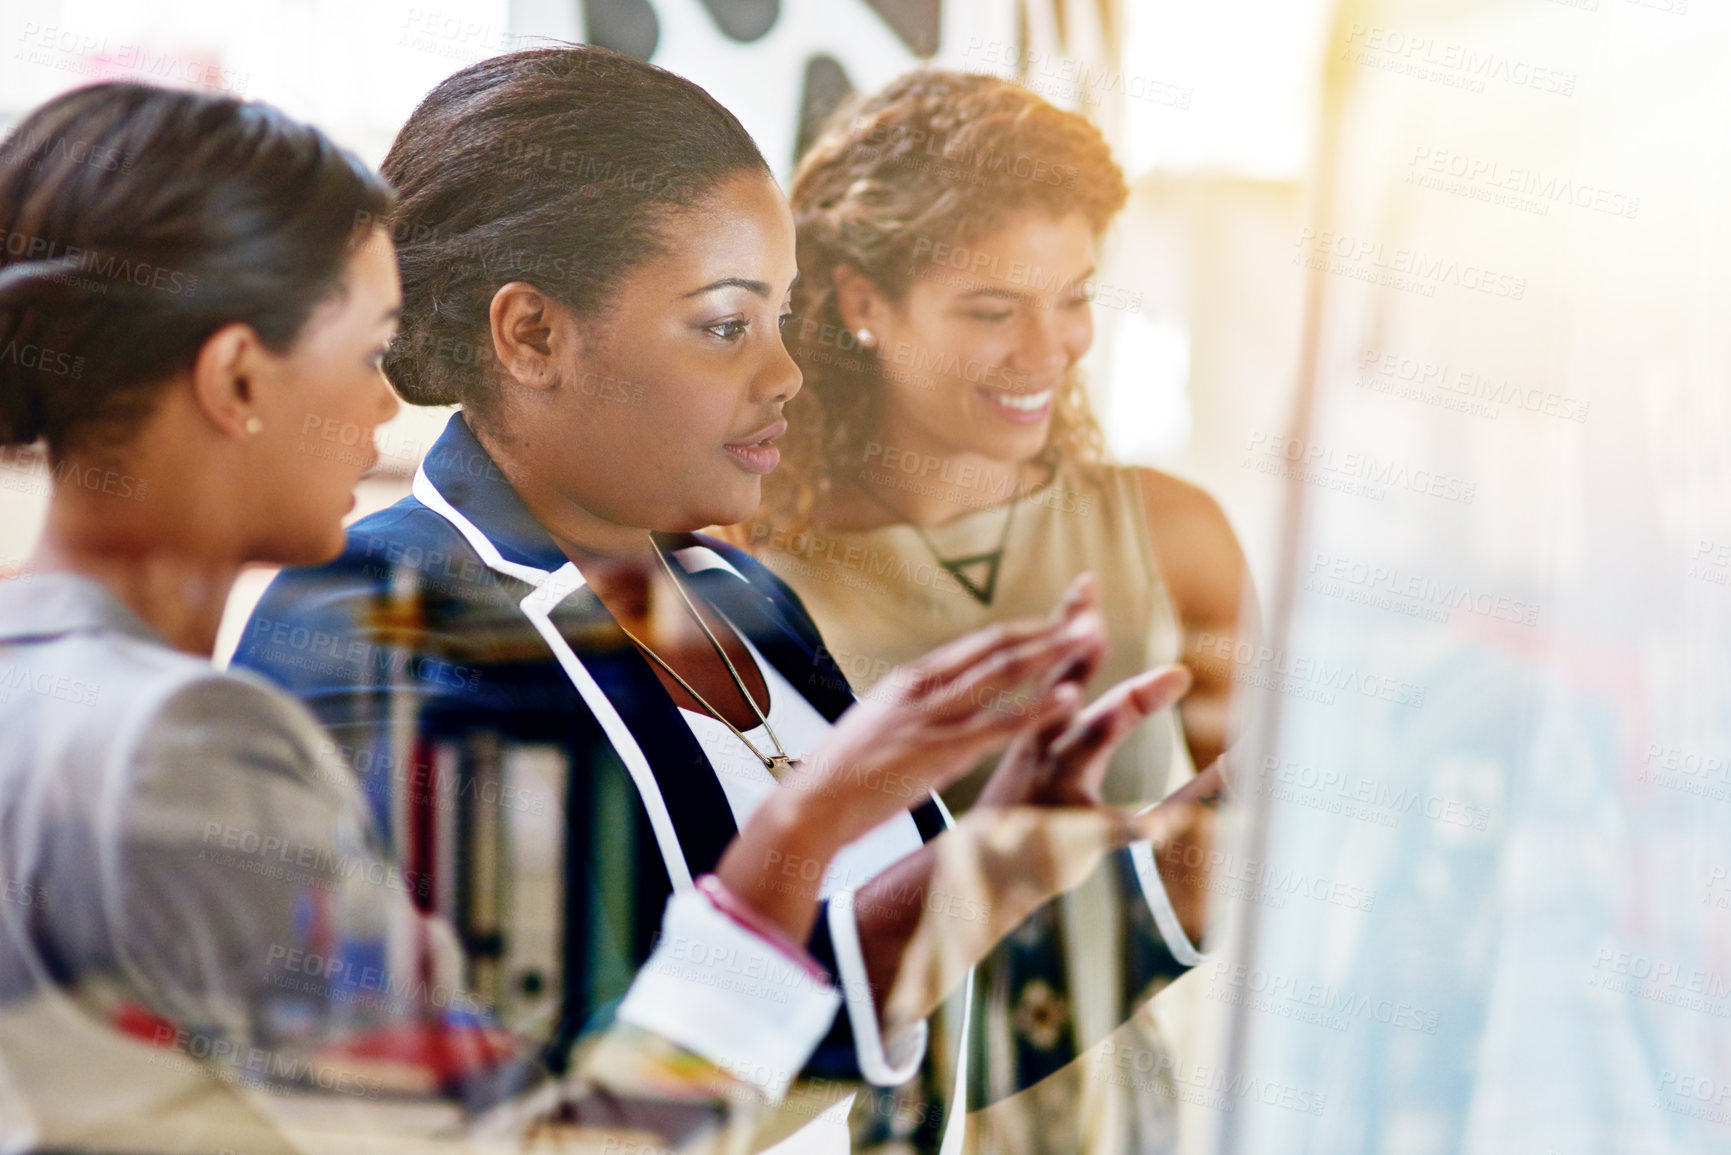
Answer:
778, 311, 799, 329
369, 333, 399, 370
968, 310, 1014, 323
706, 318, 749, 342
1064, 294, 1093, 309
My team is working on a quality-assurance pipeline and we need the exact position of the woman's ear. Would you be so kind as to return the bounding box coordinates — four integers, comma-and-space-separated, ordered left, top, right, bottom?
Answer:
832, 264, 892, 338
489, 282, 569, 392
188, 321, 267, 439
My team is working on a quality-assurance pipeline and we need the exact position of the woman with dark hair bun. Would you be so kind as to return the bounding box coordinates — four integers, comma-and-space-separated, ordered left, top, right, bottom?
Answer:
0, 80, 1102, 1151
236, 45, 1225, 1155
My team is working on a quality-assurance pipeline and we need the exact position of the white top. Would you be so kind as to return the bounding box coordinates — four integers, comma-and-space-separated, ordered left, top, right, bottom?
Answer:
680, 637, 928, 1155
680, 639, 926, 902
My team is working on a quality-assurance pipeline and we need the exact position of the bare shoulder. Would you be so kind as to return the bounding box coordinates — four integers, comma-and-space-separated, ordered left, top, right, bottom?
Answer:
1132, 467, 1252, 624
1134, 468, 1245, 566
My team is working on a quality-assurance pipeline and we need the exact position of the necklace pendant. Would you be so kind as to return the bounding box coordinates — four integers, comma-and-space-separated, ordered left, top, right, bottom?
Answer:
939, 551, 1004, 606
767, 755, 795, 776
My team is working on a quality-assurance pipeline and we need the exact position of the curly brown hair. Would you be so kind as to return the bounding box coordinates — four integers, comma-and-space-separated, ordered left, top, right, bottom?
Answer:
757, 69, 1128, 531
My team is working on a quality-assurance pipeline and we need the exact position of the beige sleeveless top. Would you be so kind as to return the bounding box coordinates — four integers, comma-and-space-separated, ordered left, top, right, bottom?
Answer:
759, 464, 1197, 811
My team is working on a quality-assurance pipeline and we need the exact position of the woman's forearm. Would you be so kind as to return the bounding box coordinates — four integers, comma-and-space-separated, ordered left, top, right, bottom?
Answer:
1143, 759, 1227, 945
712, 787, 848, 946
849, 844, 940, 1017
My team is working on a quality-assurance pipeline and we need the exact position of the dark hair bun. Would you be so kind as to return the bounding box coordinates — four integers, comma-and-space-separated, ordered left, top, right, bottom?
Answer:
379, 45, 767, 414
0, 82, 394, 452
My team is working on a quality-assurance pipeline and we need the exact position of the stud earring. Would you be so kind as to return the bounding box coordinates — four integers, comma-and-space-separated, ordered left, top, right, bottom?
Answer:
856, 328, 875, 348
244, 417, 264, 435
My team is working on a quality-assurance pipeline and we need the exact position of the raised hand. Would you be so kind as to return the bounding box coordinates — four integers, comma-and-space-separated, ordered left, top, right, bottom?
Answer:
715, 607, 1105, 944
977, 572, 1196, 809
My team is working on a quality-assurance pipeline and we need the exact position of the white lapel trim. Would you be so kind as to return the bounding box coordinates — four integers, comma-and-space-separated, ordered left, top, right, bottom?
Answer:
413, 465, 553, 588
390, 494, 979, 1112
518, 564, 693, 892
921, 788, 973, 1151
669, 543, 748, 582
412, 465, 693, 890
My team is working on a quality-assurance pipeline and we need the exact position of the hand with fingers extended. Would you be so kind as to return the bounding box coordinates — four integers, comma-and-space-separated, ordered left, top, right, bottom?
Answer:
714, 606, 1102, 945
965, 571, 1225, 948
790, 607, 1106, 836
977, 572, 1197, 810
785, 576, 1203, 1028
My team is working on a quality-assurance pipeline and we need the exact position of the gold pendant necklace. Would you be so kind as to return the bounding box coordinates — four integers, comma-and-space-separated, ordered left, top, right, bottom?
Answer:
854, 476, 1019, 606
614, 536, 795, 776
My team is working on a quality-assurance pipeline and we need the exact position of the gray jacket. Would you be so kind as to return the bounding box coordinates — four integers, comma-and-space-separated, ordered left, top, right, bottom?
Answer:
0, 573, 454, 1148
0, 574, 853, 1153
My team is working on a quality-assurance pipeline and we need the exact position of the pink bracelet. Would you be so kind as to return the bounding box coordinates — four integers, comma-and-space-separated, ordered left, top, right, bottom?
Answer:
696, 874, 832, 986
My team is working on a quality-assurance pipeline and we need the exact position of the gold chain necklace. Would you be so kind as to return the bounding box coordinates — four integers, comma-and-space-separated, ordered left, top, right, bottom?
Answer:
613, 536, 795, 776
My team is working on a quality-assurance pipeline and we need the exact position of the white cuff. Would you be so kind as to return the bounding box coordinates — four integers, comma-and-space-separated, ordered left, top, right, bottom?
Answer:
1128, 840, 1208, 967
826, 890, 929, 1086
616, 889, 842, 1101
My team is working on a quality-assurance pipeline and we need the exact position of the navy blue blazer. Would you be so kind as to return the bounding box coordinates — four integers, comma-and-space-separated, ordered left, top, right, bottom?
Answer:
234, 413, 1190, 1108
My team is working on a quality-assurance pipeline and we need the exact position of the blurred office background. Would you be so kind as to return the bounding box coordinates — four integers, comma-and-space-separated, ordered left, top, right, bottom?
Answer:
2, 1, 1729, 1153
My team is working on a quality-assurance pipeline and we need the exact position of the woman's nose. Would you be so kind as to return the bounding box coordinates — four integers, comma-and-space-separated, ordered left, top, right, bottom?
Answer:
756, 337, 803, 404
1016, 314, 1070, 375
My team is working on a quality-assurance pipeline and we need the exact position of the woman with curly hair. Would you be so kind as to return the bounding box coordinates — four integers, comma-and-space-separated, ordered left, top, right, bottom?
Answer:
750, 70, 1259, 1152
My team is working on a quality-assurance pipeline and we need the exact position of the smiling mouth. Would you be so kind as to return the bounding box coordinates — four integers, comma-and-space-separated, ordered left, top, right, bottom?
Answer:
978, 387, 1055, 421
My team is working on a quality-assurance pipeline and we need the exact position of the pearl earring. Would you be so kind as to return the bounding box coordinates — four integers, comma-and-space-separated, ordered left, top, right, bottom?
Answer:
856, 328, 875, 348
244, 417, 263, 434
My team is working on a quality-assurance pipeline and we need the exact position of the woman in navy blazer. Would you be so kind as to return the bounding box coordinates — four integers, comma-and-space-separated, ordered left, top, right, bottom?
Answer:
235, 45, 1224, 1153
